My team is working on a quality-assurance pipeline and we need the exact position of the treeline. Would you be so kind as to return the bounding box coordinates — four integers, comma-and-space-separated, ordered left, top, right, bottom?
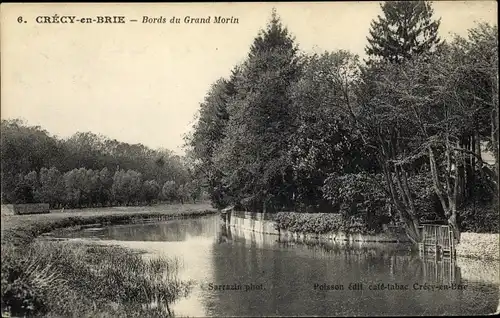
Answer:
1, 120, 202, 207
186, 4, 498, 238
11, 167, 201, 208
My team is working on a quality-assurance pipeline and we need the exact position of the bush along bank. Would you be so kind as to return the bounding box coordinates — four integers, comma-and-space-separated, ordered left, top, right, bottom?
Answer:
273, 212, 409, 243
273, 212, 499, 260
1, 208, 216, 317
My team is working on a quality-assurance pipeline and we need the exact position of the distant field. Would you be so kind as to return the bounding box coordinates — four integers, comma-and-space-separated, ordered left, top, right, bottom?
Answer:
1, 203, 215, 233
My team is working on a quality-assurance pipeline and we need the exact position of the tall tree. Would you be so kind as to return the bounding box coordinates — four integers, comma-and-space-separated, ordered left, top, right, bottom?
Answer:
352, 29, 498, 243
354, 0, 442, 242
161, 180, 178, 202
112, 169, 133, 206
98, 167, 113, 206
214, 9, 302, 213
142, 180, 160, 205
335, 57, 426, 243
365, 1, 441, 63
288, 51, 376, 211
185, 70, 238, 208
39, 167, 65, 208
63, 168, 85, 208
460, 23, 499, 190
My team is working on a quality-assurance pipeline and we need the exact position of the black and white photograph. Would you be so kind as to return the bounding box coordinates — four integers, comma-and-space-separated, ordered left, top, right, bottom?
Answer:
1, 1, 498, 317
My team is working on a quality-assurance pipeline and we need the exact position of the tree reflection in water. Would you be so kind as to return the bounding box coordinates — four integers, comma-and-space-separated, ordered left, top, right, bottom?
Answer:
217, 223, 233, 244
203, 223, 499, 316
59, 217, 498, 316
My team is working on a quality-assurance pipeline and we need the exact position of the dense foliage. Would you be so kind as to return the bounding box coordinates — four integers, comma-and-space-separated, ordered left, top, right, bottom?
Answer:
187, 6, 498, 237
212, 10, 302, 213
323, 173, 391, 232
1, 119, 203, 207
274, 212, 379, 235
274, 212, 345, 234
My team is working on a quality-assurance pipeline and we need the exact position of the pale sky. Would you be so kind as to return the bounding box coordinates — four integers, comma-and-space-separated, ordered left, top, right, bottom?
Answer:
1, 2, 497, 155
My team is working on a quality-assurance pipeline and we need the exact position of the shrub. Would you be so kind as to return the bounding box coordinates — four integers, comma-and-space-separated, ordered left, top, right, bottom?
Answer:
323, 172, 392, 232
407, 171, 443, 221
460, 202, 499, 233
273, 212, 378, 234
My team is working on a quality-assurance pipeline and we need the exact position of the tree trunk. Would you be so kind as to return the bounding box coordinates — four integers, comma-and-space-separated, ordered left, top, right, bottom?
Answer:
429, 140, 463, 243
448, 212, 460, 244
465, 134, 474, 200
428, 145, 460, 242
491, 61, 499, 195
373, 129, 422, 243
492, 110, 499, 179
381, 160, 421, 243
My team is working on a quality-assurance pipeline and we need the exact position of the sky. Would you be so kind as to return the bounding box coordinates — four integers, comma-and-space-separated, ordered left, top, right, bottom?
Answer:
1, 1, 497, 155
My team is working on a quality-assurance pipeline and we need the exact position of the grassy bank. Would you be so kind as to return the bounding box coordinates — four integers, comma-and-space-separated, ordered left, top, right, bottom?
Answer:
1, 203, 217, 317
457, 232, 500, 262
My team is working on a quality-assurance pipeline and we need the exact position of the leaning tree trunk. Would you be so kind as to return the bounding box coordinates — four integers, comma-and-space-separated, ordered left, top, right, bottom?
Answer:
428, 145, 462, 243
380, 160, 422, 244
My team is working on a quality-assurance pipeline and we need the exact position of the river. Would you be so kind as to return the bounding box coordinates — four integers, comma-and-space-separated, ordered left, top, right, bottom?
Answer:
54, 214, 499, 317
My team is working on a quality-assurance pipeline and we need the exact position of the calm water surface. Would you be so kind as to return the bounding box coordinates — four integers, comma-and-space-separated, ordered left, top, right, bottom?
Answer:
57, 215, 499, 317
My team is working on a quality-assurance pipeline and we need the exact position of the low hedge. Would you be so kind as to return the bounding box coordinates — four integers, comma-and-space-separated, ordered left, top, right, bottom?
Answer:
274, 212, 375, 235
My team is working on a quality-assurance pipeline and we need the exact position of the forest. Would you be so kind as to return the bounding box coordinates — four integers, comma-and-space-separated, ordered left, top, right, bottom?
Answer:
186, 2, 499, 241
0, 119, 203, 208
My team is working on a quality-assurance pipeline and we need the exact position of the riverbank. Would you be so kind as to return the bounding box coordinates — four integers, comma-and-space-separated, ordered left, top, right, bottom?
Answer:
456, 232, 500, 262
1, 203, 216, 246
229, 211, 411, 243
1, 203, 216, 317
228, 211, 499, 261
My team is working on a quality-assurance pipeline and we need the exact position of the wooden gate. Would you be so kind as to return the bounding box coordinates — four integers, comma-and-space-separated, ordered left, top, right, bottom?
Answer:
418, 224, 456, 258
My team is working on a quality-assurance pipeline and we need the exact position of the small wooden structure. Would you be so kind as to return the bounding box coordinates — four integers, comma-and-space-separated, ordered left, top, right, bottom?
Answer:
418, 224, 456, 258
220, 205, 234, 223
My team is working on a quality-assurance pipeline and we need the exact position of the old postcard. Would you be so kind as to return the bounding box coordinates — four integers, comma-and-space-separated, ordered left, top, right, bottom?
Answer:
1, 1, 499, 317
